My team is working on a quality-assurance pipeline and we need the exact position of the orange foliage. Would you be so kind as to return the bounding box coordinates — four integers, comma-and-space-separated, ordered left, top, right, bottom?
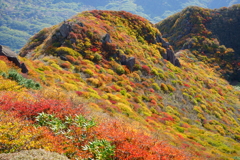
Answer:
95, 120, 191, 160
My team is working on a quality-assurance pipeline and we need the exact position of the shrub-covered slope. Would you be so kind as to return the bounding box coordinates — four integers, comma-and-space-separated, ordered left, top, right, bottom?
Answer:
1, 0, 240, 51
156, 4, 240, 83
0, 10, 240, 159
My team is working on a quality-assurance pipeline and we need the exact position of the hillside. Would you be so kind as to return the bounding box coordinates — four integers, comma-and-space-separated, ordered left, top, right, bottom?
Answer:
0, 9, 240, 159
1, 0, 240, 51
156, 4, 240, 84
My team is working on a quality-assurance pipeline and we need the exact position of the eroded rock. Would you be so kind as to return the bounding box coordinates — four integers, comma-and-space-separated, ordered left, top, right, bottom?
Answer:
60, 23, 72, 38
0, 45, 28, 73
156, 34, 181, 67
102, 33, 112, 43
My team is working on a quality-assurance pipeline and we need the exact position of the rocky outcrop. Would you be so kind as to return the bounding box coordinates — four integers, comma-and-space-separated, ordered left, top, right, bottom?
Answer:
60, 23, 72, 38
156, 34, 170, 48
20, 63, 28, 73
0, 45, 28, 73
156, 34, 181, 67
126, 57, 135, 72
102, 33, 112, 43
120, 55, 135, 72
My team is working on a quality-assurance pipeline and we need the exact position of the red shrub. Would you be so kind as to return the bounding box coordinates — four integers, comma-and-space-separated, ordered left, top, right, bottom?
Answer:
69, 32, 77, 39
149, 88, 155, 93
60, 62, 71, 69
76, 91, 84, 96
183, 83, 191, 87
95, 120, 190, 160
159, 113, 175, 124
66, 55, 76, 63
91, 47, 98, 52
141, 65, 151, 74
0, 93, 84, 120
110, 85, 120, 92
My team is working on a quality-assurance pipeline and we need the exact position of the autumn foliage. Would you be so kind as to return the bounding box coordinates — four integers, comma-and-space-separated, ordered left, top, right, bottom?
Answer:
0, 8, 239, 160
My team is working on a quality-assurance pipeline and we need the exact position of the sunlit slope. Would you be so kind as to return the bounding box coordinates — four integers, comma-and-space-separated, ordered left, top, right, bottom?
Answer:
156, 4, 240, 82
0, 10, 239, 159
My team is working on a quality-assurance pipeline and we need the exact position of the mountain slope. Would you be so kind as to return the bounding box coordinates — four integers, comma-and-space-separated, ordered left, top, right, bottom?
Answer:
1, 0, 240, 51
156, 4, 240, 83
0, 10, 240, 159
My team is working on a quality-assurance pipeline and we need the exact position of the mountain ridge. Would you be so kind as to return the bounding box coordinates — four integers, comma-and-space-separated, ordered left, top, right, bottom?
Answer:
1, 0, 240, 51
156, 4, 240, 83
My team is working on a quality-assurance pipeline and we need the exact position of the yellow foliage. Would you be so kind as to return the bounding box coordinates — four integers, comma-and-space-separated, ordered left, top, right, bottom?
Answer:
0, 78, 24, 91
193, 106, 204, 113
106, 93, 121, 101
60, 82, 79, 91
214, 125, 225, 135
88, 103, 102, 111
117, 103, 134, 113
50, 63, 62, 70
15, 92, 36, 101
40, 87, 67, 100
106, 69, 115, 75
56, 47, 82, 58
87, 78, 100, 87
138, 106, 152, 117
42, 65, 52, 71
0, 60, 9, 72
0, 111, 54, 153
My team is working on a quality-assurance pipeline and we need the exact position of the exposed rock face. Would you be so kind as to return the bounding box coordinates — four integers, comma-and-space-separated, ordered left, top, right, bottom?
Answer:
156, 34, 170, 48
166, 49, 181, 67
20, 63, 28, 73
175, 59, 181, 67
155, 34, 181, 67
120, 55, 135, 72
126, 57, 135, 72
102, 33, 112, 43
60, 23, 72, 38
77, 22, 84, 27
0, 45, 28, 73
120, 54, 127, 64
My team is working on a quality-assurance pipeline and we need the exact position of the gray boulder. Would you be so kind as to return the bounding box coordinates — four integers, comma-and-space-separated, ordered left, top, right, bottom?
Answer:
126, 57, 135, 72
60, 23, 72, 38
0, 45, 29, 73
20, 63, 29, 73
77, 22, 84, 27
102, 33, 112, 43
119, 55, 135, 72
156, 34, 170, 48
175, 58, 181, 67
120, 54, 127, 65
155, 34, 181, 67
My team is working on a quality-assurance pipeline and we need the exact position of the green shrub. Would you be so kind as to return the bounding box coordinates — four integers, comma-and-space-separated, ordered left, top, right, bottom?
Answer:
84, 69, 94, 76
0, 71, 7, 78
36, 113, 96, 134
115, 65, 125, 75
7, 70, 41, 89
94, 53, 102, 62
176, 126, 185, 133
152, 83, 160, 91
82, 139, 115, 160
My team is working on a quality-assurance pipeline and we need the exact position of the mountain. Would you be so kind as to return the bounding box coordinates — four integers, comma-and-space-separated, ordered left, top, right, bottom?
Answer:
156, 4, 240, 84
0, 8, 240, 159
1, 0, 240, 51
